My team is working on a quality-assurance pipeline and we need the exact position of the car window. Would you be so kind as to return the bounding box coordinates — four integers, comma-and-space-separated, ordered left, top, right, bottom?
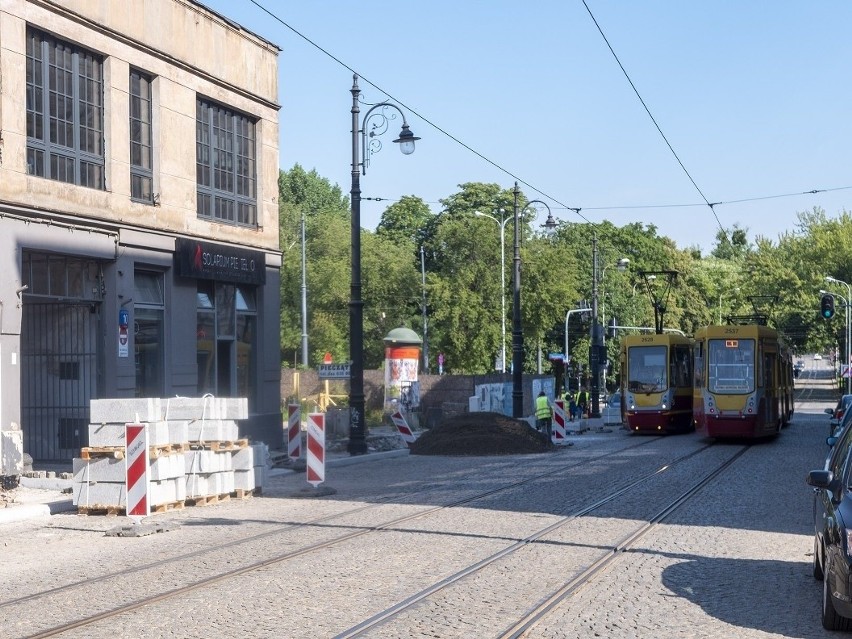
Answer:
829, 424, 852, 476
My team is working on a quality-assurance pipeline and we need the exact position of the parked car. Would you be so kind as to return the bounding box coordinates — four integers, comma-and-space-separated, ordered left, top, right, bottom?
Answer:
826, 395, 852, 436
807, 423, 852, 629
815, 353, 823, 360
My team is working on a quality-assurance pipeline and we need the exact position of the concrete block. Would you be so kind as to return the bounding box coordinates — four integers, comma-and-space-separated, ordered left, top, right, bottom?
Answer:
90, 398, 162, 423
87, 421, 171, 447
73, 481, 125, 507
0, 430, 24, 477
149, 454, 185, 481
168, 420, 189, 444
73, 457, 124, 483
233, 468, 256, 491
150, 478, 185, 505
185, 450, 233, 474
187, 420, 240, 442
185, 473, 209, 498
162, 397, 248, 420
231, 446, 255, 471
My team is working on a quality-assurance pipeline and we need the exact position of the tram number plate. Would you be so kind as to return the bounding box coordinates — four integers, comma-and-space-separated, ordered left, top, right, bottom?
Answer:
725, 340, 738, 348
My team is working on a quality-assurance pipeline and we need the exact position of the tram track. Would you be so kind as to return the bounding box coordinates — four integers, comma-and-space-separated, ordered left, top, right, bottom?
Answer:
8, 437, 672, 638
331, 442, 746, 638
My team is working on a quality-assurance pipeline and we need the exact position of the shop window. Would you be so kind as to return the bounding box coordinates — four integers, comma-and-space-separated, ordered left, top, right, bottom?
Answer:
197, 282, 256, 404
21, 252, 98, 300
134, 271, 164, 397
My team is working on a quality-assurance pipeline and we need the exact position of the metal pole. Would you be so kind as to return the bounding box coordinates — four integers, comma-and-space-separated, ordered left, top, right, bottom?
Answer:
421, 245, 429, 374
590, 233, 602, 418
500, 220, 506, 373
348, 75, 367, 455
300, 209, 309, 367
511, 182, 523, 417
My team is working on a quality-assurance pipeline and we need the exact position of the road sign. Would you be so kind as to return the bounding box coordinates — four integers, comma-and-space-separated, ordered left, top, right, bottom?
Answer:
125, 423, 149, 518
318, 363, 350, 379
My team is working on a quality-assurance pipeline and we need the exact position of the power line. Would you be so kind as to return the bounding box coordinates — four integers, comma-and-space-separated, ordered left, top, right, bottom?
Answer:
580, 0, 727, 242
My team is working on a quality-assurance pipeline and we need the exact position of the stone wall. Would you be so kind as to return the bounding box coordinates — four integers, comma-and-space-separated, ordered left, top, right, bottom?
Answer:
280, 369, 553, 428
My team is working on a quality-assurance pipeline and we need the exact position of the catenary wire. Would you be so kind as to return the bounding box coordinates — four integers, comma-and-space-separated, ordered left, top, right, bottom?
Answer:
247, 0, 844, 234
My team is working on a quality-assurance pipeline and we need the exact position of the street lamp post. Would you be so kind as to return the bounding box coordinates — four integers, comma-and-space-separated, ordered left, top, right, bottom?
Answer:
825, 275, 851, 394
348, 74, 419, 455
510, 184, 557, 417
300, 209, 309, 367
475, 209, 510, 373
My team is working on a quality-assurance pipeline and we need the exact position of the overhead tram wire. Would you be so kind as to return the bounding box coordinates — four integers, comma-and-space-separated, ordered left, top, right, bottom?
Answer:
580, 0, 728, 242
245, 0, 590, 223
247, 0, 851, 231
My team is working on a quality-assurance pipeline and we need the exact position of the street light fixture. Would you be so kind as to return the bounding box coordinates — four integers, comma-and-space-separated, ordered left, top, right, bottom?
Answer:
348, 74, 419, 455
825, 275, 851, 394
475, 209, 511, 374
510, 188, 557, 417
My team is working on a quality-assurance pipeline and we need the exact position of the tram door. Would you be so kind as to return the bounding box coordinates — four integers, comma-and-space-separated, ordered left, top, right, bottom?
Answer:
21, 301, 101, 462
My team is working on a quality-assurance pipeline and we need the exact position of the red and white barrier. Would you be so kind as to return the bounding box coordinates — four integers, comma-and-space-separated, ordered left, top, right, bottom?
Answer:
125, 422, 149, 517
306, 413, 325, 487
552, 400, 567, 443
287, 403, 301, 460
390, 411, 416, 447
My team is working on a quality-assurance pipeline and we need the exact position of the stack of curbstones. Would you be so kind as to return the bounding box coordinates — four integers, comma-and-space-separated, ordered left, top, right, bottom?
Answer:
72, 397, 267, 514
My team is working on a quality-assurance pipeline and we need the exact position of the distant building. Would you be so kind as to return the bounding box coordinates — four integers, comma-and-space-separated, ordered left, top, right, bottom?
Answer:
0, 0, 282, 478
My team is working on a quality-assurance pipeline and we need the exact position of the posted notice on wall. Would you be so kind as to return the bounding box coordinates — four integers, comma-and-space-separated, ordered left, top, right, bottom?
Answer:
118, 325, 129, 358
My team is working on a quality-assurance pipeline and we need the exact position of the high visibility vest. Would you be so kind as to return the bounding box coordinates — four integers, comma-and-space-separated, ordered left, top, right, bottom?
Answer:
535, 395, 551, 419
577, 391, 588, 405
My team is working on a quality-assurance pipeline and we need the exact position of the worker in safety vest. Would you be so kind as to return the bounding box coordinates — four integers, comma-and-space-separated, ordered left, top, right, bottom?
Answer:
576, 388, 589, 419
535, 390, 553, 440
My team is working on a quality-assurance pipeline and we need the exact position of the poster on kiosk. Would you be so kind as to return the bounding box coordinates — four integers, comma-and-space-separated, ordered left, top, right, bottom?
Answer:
383, 327, 422, 412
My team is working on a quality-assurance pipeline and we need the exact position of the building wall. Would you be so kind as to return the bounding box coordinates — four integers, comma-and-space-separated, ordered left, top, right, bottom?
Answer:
0, 0, 283, 475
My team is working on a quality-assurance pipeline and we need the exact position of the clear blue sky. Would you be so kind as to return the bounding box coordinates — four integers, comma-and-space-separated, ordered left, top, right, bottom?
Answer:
199, 0, 852, 254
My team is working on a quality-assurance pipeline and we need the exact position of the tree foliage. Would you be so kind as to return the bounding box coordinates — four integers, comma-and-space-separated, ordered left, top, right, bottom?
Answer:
276, 166, 852, 381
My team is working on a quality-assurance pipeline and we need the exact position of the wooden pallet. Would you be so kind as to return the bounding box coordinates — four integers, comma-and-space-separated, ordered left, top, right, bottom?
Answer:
77, 504, 125, 516
188, 438, 249, 452
80, 443, 189, 461
232, 487, 262, 499
151, 500, 186, 513
185, 492, 231, 507
80, 447, 124, 460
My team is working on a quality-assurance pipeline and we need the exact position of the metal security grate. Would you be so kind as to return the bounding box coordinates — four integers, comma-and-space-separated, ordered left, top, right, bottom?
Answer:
21, 302, 100, 462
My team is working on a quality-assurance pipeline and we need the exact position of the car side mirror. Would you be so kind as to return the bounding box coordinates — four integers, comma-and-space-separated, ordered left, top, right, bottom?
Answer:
826, 408, 836, 415
828, 435, 838, 447
807, 469, 835, 489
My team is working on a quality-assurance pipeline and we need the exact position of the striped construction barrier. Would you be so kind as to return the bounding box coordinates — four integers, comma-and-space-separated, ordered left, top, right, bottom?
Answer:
552, 400, 567, 443
125, 422, 150, 518
287, 403, 301, 460
390, 411, 416, 447
306, 412, 325, 487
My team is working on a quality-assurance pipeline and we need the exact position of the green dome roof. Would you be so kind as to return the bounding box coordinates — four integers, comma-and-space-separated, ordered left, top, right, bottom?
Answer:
383, 326, 422, 345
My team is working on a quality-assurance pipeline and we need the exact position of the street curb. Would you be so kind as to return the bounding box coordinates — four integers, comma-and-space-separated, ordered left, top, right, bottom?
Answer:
0, 499, 75, 525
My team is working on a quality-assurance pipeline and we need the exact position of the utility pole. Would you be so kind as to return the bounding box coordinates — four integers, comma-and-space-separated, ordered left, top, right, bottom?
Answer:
590, 234, 603, 418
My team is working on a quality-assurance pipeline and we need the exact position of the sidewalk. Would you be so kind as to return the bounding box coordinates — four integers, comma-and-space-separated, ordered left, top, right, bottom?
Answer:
0, 443, 410, 527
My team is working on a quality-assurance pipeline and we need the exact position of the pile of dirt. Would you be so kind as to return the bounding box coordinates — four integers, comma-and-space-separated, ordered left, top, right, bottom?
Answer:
410, 412, 553, 456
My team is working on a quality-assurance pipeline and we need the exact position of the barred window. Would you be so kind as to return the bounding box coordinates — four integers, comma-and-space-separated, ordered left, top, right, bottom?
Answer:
196, 98, 257, 227
26, 28, 104, 189
130, 69, 154, 203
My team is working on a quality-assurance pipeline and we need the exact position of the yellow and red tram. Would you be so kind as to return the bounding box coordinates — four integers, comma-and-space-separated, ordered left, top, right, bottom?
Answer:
692, 323, 793, 439
620, 332, 694, 434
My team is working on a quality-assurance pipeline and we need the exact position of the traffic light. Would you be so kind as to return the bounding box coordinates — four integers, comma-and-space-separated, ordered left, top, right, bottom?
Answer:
821, 294, 836, 319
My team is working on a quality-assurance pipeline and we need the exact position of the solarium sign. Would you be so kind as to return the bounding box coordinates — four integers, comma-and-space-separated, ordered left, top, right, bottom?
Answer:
175, 238, 266, 286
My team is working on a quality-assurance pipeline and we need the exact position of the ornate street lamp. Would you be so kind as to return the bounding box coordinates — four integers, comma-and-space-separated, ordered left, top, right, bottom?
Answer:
511, 184, 557, 418
348, 74, 419, 455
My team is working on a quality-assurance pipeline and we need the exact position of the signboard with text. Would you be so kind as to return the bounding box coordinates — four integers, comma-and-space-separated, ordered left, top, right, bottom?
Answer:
318, 363, 351, 379
175, 238, 266, 285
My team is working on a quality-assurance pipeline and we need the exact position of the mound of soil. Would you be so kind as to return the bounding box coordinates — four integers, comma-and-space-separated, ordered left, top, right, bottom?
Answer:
410, 412, 553, 456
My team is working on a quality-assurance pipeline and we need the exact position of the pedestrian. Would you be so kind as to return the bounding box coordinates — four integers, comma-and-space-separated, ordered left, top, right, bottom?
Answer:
576, 387, 589, 419
567, 394, 577, 422
535, 390, 553, 440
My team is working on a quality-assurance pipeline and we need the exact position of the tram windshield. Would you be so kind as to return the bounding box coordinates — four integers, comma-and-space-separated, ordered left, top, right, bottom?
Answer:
627, 345, 667, 392
707, 338, 755, 394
